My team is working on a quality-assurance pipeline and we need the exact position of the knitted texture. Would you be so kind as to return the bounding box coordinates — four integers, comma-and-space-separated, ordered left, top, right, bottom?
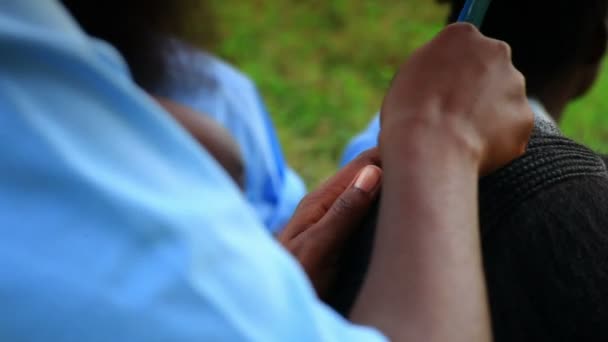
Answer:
324, 118, 608, 316
479, 130, 608, 232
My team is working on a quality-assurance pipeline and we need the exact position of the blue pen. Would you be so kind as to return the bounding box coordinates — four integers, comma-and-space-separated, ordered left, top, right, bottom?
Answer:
458, 0, 492, 28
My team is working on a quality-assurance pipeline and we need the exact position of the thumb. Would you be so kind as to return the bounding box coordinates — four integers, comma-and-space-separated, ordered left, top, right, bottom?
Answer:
310, 165, 383, 245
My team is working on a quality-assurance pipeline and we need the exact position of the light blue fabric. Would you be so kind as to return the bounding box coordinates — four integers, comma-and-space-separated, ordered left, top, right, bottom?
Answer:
341, 115, 381, 166
155, 43, 307, 233
0, 1, 385, 341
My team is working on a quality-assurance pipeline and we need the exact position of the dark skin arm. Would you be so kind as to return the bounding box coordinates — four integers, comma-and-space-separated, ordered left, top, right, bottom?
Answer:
283, 24, 533, 341
351, 24, 532, 341
153, 24, 531, 341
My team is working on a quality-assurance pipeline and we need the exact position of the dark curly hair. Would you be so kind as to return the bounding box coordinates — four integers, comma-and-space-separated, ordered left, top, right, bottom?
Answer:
60, 0, 217, 90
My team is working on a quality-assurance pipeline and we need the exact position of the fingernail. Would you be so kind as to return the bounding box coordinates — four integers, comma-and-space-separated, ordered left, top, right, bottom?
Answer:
353, 165, 382, 193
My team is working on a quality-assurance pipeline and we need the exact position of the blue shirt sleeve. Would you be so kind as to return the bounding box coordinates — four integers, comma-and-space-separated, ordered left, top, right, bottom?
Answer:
155, 44, 307, 233
341, 115, 381, 166
0, 2, 385, 341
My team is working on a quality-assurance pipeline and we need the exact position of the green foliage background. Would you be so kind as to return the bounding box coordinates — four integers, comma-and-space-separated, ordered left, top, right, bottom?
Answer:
210, 0, 608, 188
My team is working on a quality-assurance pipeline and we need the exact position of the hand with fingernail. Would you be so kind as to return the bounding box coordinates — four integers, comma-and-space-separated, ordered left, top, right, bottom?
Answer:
278, 148, 382, 299
349, 24, 533, 342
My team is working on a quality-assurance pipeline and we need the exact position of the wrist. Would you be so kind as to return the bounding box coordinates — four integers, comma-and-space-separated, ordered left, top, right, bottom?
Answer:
380, 112, 483, 174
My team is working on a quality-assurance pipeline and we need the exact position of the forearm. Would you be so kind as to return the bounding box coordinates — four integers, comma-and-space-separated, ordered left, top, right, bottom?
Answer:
351, 129, 491, 342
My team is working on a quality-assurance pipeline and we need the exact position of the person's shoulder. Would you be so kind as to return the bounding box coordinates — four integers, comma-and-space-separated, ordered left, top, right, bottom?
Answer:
480, 134, 608, 341
206, 54, 256, 91
479, 131, 608, 233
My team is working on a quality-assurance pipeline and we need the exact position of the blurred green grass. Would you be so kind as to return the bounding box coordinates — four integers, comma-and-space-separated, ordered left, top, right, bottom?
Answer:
210, 0, 608, 188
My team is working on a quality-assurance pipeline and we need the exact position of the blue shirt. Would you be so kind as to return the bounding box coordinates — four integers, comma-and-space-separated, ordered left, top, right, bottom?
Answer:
0, 1, 385, 341
341, 115, 381, 166
155, 43, 307, 233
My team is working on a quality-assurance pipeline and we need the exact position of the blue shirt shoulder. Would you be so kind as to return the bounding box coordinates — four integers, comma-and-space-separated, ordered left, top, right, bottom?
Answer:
341, 114, 381, 166
155, 42, 307, 232
0, 2, 384, 341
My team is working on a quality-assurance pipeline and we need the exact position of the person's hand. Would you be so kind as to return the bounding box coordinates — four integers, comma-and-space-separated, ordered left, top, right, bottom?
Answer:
278, 148, 382, 298
380, 23, 534, 175
347, 25, 532, 341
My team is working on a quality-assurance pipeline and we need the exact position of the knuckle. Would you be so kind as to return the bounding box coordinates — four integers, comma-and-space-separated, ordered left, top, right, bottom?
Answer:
517, 71, 527, 92
450, 22, 477, 35
441, 23, 479, 46
441, 23, 477, 44
493, 40, 512, 59
330, 195, 358, 218
508, 68, 527, 98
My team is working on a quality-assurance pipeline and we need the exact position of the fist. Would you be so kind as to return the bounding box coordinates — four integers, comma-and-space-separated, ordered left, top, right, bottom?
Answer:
380, 23, 533, 174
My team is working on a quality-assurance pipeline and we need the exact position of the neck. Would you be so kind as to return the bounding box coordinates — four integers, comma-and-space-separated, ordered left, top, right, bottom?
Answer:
535, 94, 568, 122
533, 70, 593, 122
533, 80, 578, 122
